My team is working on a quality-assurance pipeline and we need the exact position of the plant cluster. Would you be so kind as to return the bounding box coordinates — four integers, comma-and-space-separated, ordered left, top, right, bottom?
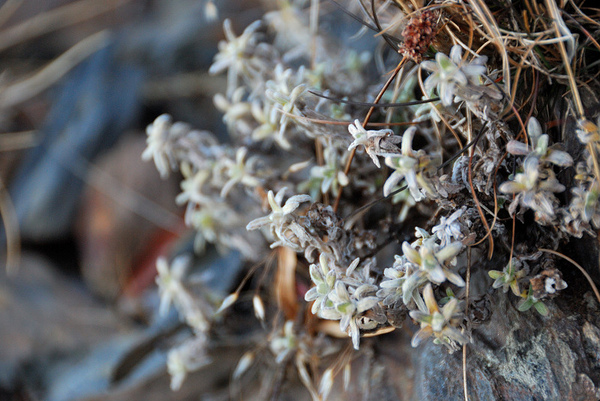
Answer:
143, 0, 600, 397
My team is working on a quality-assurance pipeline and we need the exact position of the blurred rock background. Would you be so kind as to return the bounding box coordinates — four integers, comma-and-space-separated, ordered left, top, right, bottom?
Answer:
0, 0, 261, 399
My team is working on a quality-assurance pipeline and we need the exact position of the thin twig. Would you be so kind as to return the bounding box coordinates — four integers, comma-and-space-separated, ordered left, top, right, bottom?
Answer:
546, 0, 600, 199
0, 130, 39, 151
462, 247, 471, 401
0, 176, 20, 275
0, 0, 21, 29
333, 60, 405, 213
0, 0, 130, 53
308, 90, 441, 107
468, 121, 494, 259
310, 0, 320, 69
277, 107, 418, 127
0, 30, 111, 109
467, 0, 511, 99
327, 0, 400, 49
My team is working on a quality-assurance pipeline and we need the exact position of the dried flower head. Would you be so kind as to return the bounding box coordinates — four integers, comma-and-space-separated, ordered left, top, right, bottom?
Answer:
500, 156, 566, 222
400, 10, 437, 61
209, 19, 263, 96
488, 258, 527, 297
506, 117, 573, 167
167, 335, 211, 391
421, 45, 488, 106
347, 119, 399, 168
409, 284, 467, 352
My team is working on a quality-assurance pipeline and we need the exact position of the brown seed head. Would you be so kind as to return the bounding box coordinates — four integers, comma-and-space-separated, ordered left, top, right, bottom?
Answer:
399, 10, 438, 61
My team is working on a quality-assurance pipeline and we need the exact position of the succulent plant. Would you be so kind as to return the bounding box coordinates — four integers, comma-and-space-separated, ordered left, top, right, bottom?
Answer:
141, 1, 600, 397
